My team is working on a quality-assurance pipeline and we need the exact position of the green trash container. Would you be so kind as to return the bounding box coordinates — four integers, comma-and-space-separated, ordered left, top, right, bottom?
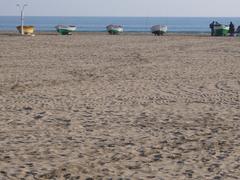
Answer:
214, 25, 229, 36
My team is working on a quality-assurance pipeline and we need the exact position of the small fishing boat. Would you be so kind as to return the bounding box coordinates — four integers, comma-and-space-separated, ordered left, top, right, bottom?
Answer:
213, 24, 229, 36
106, 25, 123, 35
16, 25, 35, 35
151, 25, 168, 36
55, 25, 77, 35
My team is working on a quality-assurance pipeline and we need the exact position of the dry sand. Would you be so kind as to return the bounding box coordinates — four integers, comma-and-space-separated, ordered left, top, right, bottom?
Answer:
0, 32, 240, 180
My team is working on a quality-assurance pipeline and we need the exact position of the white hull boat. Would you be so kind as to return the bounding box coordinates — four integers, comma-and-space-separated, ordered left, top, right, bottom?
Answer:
106, 25, 123, 35
151, 25, 168, 36
55, 25, 77, 35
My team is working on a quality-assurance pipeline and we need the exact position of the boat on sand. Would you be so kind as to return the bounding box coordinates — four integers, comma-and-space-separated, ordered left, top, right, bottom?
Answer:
55, 25, 77, 35
16, 26, 35, 35
106, 25, 123, 35
151, 25, 168, 36
213, 24, 229, 36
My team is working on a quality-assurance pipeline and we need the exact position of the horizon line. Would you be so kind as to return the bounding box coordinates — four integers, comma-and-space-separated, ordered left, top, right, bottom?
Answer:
1, 15, 240, 18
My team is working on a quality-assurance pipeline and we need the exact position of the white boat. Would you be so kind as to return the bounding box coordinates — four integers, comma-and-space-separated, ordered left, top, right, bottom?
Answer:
151, 25, 168, 36
106, 24, 123, 35
55, 25, 77, 35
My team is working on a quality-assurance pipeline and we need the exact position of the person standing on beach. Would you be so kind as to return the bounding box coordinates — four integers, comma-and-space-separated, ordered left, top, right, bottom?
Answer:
229, 22, 235, 36
209, 21, 215, 36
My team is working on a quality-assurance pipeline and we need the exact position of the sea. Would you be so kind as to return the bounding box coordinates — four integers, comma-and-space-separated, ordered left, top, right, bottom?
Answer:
1, 16, 240, 33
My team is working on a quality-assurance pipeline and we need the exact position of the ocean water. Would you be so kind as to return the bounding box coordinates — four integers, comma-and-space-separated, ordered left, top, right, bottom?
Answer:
1, 16, 240, 33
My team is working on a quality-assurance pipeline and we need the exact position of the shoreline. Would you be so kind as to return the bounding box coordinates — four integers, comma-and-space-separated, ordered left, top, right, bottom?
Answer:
0, 31, 211, 36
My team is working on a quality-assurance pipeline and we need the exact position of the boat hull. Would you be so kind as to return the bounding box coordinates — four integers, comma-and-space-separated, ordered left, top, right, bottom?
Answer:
16, 26, 35, 35
55, 25, 77, 35
56, 29, 74, 35
214, 25, 229, 36
106, 25, 123, 35
151, 25, 167, 36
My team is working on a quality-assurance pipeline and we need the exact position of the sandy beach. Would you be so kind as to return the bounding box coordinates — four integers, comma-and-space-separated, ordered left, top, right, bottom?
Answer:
0, 32, 240, 180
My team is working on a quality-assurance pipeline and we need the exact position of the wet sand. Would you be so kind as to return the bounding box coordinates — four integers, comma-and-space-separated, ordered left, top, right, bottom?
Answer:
0, 32, 240, 180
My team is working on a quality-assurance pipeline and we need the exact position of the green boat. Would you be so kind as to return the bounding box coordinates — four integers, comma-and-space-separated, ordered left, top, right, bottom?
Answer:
106, 25, 123, 35
214, 24, 229, 36
55, 25, 77, 35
